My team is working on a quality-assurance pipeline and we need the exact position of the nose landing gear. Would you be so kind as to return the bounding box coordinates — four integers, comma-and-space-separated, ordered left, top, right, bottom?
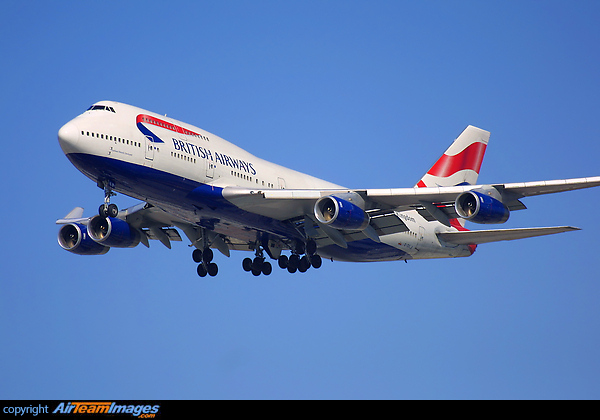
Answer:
98, 179, 118, 218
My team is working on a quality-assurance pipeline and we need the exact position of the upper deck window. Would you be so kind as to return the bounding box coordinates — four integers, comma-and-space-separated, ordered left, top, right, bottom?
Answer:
87, 105, 116, 113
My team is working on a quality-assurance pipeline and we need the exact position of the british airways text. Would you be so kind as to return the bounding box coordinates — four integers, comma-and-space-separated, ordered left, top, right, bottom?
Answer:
172, 138, 256, 175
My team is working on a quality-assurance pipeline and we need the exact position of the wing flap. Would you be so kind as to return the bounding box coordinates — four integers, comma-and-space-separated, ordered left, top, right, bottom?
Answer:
438, 226, 580, 245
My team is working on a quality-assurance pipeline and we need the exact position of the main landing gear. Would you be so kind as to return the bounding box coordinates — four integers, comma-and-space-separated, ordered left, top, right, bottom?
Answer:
193, 247, 219, 277
242, 239, 322, 276
98, 179, 118, 218
242, 245, 273, 277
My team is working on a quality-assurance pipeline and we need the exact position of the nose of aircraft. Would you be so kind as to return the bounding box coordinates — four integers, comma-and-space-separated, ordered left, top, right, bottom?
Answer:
57, 120, 80, 154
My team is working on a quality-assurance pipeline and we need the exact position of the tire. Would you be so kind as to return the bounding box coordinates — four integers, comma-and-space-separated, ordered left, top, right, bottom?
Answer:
207, 263, 218, 277
306, 239, 317, 255
288, 254, 300, 270
298, 255, 310, 273
252, 257, 264, 271
107, 204, 118, 218
262, 261, 272, 276
242, 258, 253, 272
278, 255, 288, 269
203, 248, 213, 263
192, 249, 203, 263
197, 264, 207, 277
311, 254, 322, 269
98, 204, 108, 218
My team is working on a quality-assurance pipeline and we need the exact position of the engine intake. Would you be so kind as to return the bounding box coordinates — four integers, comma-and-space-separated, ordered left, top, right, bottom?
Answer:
88, 216, 141, 248
455, 189, 510, 224
58, 223, 110, 255
314, 195, 370, 231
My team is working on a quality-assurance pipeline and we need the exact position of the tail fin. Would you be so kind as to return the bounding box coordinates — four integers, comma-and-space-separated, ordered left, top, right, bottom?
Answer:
415, 125, 490, 188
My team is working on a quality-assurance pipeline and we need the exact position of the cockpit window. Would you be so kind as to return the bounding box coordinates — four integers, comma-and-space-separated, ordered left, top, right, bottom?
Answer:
86, 105, 116, 113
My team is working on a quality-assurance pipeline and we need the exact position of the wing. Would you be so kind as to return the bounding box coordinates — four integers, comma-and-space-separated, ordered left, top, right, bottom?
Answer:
222, 176, 600, 225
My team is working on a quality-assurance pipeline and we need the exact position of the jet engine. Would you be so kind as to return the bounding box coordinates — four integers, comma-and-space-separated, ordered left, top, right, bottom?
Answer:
455, 189, 510, 224
88, 216, 141, 248
314, 195, 370, 231
58, 223, 110, 255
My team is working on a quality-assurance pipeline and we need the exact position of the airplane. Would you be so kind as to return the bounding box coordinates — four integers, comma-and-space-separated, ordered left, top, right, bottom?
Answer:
56, 101, 600, 277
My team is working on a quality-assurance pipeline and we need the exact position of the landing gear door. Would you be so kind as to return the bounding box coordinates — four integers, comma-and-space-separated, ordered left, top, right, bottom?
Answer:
145, 136, 155, 162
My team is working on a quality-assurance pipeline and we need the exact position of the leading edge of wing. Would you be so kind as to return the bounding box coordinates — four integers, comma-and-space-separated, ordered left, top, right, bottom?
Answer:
437, 226, 580, 245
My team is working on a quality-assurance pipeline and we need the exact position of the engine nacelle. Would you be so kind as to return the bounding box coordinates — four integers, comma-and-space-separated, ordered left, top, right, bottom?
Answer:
455, 189, 510, 224
58, 223, 110, 255
88, 216, 141, 248
314, 195, 370, 231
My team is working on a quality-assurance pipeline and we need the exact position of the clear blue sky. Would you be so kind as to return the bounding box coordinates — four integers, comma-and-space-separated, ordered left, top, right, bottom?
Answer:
1, 1, 600, 399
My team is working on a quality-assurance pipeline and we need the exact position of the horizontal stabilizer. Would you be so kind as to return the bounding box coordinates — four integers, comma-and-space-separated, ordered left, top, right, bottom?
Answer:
438, 226, 580, 245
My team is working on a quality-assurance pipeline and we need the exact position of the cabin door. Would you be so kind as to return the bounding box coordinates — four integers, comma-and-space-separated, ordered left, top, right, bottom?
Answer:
145, 136, 155, 161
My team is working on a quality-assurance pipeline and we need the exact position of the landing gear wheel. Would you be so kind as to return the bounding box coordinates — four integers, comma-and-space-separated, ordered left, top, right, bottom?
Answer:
306, 239, 317, 256
252, 267, 262, 276
107, 204, 118, 218
298, 255, 311, 273
242, 258, 253, 272
207, 263, 218, 277
287, 264, 297, 274
311, 254, 322, 269
99, 204, 108, 218
203, 248, 214, 263
252, 257, 265, 272
262, 261, 272, 276
278, 255, 289, 269
192, 249, 203, 263
288, 254, 300, 270
197, 264, 208, 277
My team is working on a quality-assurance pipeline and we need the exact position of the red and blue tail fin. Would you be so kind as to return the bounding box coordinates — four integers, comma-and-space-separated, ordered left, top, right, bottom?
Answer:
415, 125, 490, 189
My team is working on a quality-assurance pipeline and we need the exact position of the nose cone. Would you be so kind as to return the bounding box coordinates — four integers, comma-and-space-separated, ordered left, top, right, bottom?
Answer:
58, 121, 80, 154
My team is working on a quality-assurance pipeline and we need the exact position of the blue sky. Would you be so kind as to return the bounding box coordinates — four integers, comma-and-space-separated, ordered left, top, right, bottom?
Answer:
1, 1, 600, 399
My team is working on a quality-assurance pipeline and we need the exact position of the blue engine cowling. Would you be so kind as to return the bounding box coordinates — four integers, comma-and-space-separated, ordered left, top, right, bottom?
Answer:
88, 216, 141, 248
58, 223, 110, 255
314, 195, 370, 231
455, 190, 510, 224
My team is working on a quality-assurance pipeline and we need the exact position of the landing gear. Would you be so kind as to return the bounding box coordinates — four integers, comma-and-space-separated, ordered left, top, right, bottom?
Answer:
273, 239, 322, 275
242, 245, 273, 277
239, 237, 323, 277
98, 179, 118, 217
193, 248, 218, 278
99, 203, 118, 218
